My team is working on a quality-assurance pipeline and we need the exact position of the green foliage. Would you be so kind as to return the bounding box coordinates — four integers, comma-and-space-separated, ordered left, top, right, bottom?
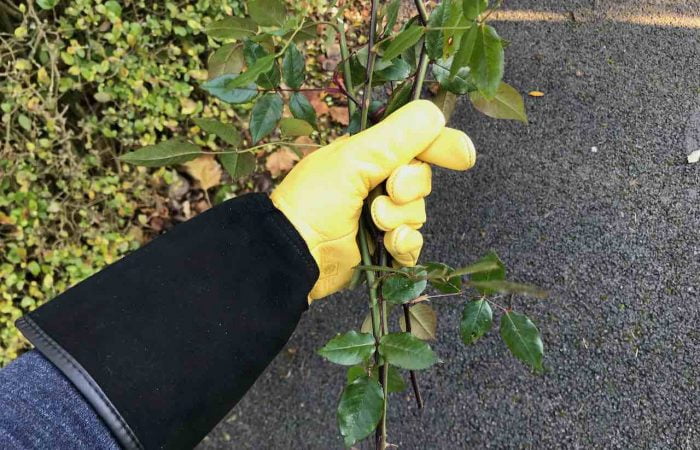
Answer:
381, 268, 427, 305
317, 330, 376, 366
379, 332, 438, 370
500, 311, 544, 372
118, 139, 202, 167
460, 299, 493, 344
0, 0, 258, 365
249, 93, 284, 142
337, 375, 384, 447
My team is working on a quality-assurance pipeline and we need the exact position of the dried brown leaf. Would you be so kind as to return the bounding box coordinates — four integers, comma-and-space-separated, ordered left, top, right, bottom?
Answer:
184, 155, 222, 190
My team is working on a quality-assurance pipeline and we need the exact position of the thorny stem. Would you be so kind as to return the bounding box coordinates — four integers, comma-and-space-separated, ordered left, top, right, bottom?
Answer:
402, 304, 425, 408
338, 18, 356, 116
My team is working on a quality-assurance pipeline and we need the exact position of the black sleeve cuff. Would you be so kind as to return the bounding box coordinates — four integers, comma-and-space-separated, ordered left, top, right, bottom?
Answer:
17, 194, 318, 450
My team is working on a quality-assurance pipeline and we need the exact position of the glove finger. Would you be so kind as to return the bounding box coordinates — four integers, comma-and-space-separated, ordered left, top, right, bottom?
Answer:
341, 100, 445, 189
417, 127, 476, 170
371, 195, 425, 232
385, 225, 423, 267
386, 160, 432, 205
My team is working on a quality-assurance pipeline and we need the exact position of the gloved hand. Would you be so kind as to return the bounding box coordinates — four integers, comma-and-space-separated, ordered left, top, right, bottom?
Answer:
271, 100, 476, 301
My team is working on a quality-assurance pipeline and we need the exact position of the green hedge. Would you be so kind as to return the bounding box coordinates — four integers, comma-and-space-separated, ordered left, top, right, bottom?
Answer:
0, 0, 247, 365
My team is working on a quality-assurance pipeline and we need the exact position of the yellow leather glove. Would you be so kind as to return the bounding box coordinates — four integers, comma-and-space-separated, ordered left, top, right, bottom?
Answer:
270, 100, 476, 301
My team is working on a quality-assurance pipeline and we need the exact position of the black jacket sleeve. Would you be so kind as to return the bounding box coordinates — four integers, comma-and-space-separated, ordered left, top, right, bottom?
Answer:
16, 194, 319, 450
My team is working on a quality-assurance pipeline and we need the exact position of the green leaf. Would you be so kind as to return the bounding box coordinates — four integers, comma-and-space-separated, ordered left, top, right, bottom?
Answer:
36, 0, 58, 10
249, 93, 283, 143
460, 299, 492, 344
432, 88, 458, 121
17, 114, 31, 131
208, 44, 245, 79
371, 365, 407, 393
374, 58, 412, 82
219, 55, 275, 90
463, 0, 489, 20
243, 41, 280, 89
206, 17, 257, 40
289, 92, 317, 129
337, 375, 383, 446
500, 311, 544, 371
425, 262, 462, 293
247, 0, 287, 27
469, 24, 504, 98
470, 280, 547, 298
450, 23, 477, 78
279, 118, 313, 137
470, 82, 528, 123
379, 332, 438, 370
282, 44, 305, 89
382, 26, 425, 61
399, 303, 437, 340
119, 139, 201, 167
442, 0, 464, 58
201, 74, 258, 104
382, 81, 413, 118
469, 250, 506, 295
219, 152, 255, 179
346, 365, 368, 385
425, 1, 447, 60
451, 259, 502, 277
382, 269, 428, 305
193, 118, 241, 146
318, 330, 376, 366
382, 0, 402, 35
433, 57, 477, 94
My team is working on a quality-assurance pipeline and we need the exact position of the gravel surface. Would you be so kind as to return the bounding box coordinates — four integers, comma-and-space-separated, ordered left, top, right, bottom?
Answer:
201, 1, 700, 448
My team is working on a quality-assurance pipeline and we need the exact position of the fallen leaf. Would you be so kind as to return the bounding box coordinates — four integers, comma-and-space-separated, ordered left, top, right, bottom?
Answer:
305, 91, 329, 116
266, 147, 299, 177
528, 90, 545, 97
688, 149, 700, 164
294, 136, 318, 156
184, 155, 222, 190
329, 106, 350, 125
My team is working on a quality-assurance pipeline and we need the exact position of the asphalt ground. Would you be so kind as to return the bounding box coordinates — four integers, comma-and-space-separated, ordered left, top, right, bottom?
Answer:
201, 1, 700, 448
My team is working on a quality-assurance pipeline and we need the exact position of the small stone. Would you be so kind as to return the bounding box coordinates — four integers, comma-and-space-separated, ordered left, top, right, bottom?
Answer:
591, 146, 598, 153
687, 149, 700, 164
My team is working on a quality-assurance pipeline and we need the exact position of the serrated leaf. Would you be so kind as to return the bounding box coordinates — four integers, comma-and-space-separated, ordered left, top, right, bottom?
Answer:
374, 58, 412, 82
433, 57, 477, 94
432, 88, 458, 121
500, 311, 544, 371
399, 303, 437, 340
282, 44, 305, 89
460, 299, 492, 344
379, 332, 437, 370
318, 331, 376, 366
206, 17, 257, 40
243, 41, 280, 89
425, 1, 447, 60
470, 280, 547, 298
279, 118, 313, 137
463, 0, 488, 20
249, 93, 283, 143
371, 365, 407, 393
469, 251, 506, 295
337, 375, 383, 447
208, 44, 245, 79
469, 24, 504, 98
202, 75, 258, 104
450, 23, 477, 78
382, 269, 428, 305
247, 0, 286, 27
425, 262, 462, 293
346, 365, 368, 384
442, 0, 464, 58
119, 139, 201, 167
451, 258, 502, 277
470, 82, 528, 123
219, 152, 255, 179
193, 118, 241, 146
382, 26, 425, 61
382, 0, 401, 35
382, 81, 413, 119
226, 54, 275, 89
289, 92, 317, 129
